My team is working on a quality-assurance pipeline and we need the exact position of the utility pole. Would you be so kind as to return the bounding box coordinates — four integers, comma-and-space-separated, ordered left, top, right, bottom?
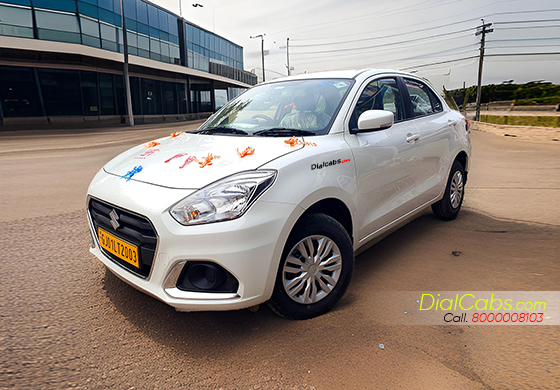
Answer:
120, 0, 134, 125
286, 37, 291, 76
250, 34, 266, 82
474, 19, 493, 121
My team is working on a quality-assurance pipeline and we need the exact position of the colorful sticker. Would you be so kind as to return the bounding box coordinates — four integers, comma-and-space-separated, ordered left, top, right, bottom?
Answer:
121, 166, 143, 181
165, 153, 188, 163
170, 132, 182, 137
135, 149, 159, 159
179, 156, 196, 168
284, 136, 300, 147
194, 153, 220, 168
144, 141, 160, 148
237, 146, 255, 158
284, 136, 317, 147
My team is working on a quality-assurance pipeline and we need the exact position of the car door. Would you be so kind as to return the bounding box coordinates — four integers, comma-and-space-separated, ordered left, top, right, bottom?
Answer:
344, 77, 425, 243
402, 77, 456, 203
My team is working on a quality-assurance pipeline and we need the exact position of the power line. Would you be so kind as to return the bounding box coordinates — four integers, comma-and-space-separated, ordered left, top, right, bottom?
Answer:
291, 27, 472, 48
498, 24, 560, 30
487, 44, 560, 49
294, 47, 478, 68
400, 56, 480, 70
494, 18, 560, 24
270, 0, 447, 36
398, 51, 559, 72
490, 37, 560, 42
290, 33, 474, 59
357, 45, 557, 71
486, 52, 560, 57
291, 8, 560, 43
291, 31, 474, 56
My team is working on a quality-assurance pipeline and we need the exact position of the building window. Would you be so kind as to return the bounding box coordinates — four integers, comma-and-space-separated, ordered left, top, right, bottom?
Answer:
161, 81, 176, 114
114, 75, 125, 115
35, 9, 81, 44
38, 69, 82, 117
81, 71, 99, 116
141, 78, 160, 115
99, 73, 116, 115
0, 3, 33, 38
130, 76, 142, 115
0, 66, 43, 117
177, 83, 188, 114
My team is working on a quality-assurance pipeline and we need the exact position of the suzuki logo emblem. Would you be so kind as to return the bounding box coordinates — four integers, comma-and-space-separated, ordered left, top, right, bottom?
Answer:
109, 209, 120, 230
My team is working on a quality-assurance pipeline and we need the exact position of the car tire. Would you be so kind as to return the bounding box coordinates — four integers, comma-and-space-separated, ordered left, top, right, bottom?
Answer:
432, 160, 465, 220
268, 213, 354, 320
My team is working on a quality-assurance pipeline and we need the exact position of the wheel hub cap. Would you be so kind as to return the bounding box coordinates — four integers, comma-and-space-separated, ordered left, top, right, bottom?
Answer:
282, 235, 342, 304
450, 171, 464, 209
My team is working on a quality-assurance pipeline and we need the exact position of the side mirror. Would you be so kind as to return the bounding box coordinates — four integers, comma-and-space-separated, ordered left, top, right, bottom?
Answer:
354, 110, 394, 133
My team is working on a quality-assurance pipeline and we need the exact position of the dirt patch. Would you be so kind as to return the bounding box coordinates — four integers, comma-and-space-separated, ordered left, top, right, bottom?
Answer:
471, 121, 560, 144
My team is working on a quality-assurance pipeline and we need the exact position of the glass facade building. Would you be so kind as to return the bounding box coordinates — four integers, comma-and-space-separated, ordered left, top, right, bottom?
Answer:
0, 0, 256, 125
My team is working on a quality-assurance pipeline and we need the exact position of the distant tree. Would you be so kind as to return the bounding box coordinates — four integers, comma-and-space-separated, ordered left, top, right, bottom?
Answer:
447, 81, 560, 104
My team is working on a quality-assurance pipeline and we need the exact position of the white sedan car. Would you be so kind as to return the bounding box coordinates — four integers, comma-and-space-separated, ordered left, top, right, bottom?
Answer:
87, 69, 470, 319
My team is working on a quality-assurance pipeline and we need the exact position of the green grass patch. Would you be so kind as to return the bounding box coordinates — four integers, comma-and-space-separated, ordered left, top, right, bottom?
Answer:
480, 115, 560, 128
515, 96, 560, 106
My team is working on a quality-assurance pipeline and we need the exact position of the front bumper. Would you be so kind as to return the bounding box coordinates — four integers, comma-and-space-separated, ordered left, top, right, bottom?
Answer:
87, 171, 300, 312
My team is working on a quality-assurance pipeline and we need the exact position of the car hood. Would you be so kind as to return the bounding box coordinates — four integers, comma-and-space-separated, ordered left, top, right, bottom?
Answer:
103, 132, 304, 189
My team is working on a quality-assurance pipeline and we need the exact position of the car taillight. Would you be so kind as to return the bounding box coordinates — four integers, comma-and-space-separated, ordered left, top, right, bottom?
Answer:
465, 118, 470, 133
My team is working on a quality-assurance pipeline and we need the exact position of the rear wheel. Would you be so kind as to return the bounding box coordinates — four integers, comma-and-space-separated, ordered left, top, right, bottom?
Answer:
432, 160, 465, 220
268, 213, 354, 320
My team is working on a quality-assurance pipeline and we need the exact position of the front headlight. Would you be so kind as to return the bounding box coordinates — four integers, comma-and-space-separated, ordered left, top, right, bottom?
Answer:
169, 170, 277, 225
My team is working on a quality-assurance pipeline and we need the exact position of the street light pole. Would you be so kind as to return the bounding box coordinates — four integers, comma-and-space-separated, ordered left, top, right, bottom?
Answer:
250, 34, 265, 82
120, 0, 134, 126
286, 37, 290, 76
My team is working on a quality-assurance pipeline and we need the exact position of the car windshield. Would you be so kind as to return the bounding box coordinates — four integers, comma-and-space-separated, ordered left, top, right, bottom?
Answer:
199, 79, 353, 136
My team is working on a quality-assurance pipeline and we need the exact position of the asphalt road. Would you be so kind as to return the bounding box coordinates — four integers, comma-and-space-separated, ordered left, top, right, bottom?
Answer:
1, 125, 559, 389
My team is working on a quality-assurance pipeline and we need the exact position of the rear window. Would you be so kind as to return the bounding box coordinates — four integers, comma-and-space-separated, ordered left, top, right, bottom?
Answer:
404, 78, 443, 117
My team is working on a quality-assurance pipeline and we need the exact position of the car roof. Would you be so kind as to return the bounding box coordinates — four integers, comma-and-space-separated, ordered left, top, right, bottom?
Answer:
265, 69, 414, 83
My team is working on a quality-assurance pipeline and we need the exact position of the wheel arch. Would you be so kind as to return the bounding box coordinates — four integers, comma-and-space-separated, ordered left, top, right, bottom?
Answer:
454, 150, 469, 183
298, 198, 354, 244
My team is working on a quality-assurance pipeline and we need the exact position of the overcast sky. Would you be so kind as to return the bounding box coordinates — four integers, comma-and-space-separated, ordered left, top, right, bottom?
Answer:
155, 0, 560, 91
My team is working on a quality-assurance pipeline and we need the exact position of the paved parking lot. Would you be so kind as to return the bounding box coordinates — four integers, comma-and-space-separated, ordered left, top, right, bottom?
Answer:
1, 125, 558, 389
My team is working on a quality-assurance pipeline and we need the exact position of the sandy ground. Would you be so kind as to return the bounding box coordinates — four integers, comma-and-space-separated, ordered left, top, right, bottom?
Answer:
471, 121, 560, 145
473, 110, 560, 117
1, 124, 559, 389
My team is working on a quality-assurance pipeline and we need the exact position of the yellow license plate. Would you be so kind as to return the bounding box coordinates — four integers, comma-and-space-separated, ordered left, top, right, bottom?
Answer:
97, 227, 139, 268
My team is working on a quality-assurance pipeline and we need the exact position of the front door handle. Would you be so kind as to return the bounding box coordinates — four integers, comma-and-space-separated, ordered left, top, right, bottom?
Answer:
406, 133, 420, 143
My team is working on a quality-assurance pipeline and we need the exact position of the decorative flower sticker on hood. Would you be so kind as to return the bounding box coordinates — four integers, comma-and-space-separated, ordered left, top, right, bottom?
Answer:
284, 136, 317, 147
144, 141, 160, 148
135, 149, 159, 159
165, 153, 195, 169
121, 166, 143, 181
194, 153, 220, 168
237, 147, 255, 158
170, 132, 182, 137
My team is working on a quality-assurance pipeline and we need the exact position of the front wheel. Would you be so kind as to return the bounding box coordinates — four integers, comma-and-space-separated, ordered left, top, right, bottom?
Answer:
432, 160, 465, 220
268, 213, 354, 320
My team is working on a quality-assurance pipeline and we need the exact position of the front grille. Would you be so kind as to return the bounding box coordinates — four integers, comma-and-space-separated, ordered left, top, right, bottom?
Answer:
88, 198, 158, 278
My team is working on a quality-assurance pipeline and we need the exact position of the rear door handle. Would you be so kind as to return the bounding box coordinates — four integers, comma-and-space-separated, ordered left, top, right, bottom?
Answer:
406, 133, 420, 143
448, 119, 459, 126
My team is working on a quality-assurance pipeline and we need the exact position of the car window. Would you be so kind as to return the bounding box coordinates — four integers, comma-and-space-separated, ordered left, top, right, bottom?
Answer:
349, 78, 405, 131
404, 78, 443, 117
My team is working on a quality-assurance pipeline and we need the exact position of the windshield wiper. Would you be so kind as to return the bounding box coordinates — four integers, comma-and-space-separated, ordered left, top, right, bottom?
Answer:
253, 128, 315, 137
195, 127, 249, 136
